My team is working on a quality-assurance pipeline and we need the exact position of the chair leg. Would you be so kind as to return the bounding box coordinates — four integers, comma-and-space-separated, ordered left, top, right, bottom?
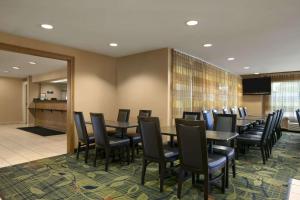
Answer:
84, 144, 89, 163
177, 168, 185, 199
204, 174, 209, 200
76, 142, 81, 160
105, 148, 110, 171
222, 166, 226, 194
159, 163, 166, 192
232, 158, 236, 178
225, 158, 229, 188
141, 159, 147, 185
192, 173, 195, 185
94, 148, 98, 167
260, 147, 266, 164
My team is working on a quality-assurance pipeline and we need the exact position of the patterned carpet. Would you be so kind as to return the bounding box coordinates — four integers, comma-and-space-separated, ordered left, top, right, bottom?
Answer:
0, 132, 300, 200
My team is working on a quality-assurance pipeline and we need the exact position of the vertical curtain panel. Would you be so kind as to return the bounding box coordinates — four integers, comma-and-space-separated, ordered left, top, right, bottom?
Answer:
172, 50, 242, 119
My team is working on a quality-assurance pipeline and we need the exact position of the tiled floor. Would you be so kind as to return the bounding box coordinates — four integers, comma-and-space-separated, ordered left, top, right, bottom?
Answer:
0, 124, 66, 168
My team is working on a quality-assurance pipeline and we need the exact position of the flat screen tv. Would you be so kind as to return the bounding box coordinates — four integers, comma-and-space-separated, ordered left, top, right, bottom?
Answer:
242, 77, 271, 95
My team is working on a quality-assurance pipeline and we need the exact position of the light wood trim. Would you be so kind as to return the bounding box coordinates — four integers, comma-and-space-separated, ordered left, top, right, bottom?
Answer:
0, 42, 75, 153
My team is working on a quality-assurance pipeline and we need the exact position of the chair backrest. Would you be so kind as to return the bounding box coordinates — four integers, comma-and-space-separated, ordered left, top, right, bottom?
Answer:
139, 117, 164, 160
230, 107, 237, 115
212, 109, 218, 115
136, 110, 152, 133
222, 108, 229, 114
243, 107, 248, 117
139, 110, 152, 118
202, 110, 214, 130
214, 114, 237, 132
261, 113, 274, 144
117, 109, 130, 122
175, 119, 208, 173
74, 112, 88, 142
183, 111, 201, 120
277, 109, 284, 129
296, 109, 300, 126
238, 107, 245, 118
90, 113, 109, 147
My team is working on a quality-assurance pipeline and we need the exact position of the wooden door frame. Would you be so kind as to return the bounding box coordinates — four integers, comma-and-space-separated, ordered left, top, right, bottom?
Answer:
0, 42, 75, 153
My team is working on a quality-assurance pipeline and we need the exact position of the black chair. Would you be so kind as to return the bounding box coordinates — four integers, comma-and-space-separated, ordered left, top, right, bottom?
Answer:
212, 109, 218, 116
243, 107, 248, 117
230, 107, 237, 115
222, 108, 229, 114
275, 109, 284, 139
296, 109, 300, 127
175, 119, 226, 199
139, 117, 179, 192
213, 114, 237, 187
90, 113, 130, 171
236, 113, 274, 164
74, 112, 95, 163
238, 107, 245, 118
108, 109, 130, 136
202, 110, 214, 130
182, 111, 201, 120
127, 110, 152, 161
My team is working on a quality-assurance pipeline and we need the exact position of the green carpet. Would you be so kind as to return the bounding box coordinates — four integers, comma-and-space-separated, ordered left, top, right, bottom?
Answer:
0, 132, 300, 200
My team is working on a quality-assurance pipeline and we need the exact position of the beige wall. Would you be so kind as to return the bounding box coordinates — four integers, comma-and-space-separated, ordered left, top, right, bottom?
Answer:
32, 69, 67, 83
116, 48, 171, 126
0, 32, 118, 122
0, 76, 23, 124
242, 95, 264, 116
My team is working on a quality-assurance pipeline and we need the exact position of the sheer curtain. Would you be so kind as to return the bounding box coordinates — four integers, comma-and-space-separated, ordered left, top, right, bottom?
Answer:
271, 75, 300, 120
172, 50, 242, 119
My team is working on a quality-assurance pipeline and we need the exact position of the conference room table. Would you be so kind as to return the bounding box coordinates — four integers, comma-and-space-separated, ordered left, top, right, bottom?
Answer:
161, 126, 239, 153
86, 120, 138, 138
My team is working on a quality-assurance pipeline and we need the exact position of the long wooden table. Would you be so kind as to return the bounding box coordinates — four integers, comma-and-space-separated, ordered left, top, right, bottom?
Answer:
161, 126, 239, 153
86, 120, 138, 138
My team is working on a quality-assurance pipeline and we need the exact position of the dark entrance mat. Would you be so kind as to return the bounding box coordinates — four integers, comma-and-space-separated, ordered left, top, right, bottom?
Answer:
18, 126, 65, 136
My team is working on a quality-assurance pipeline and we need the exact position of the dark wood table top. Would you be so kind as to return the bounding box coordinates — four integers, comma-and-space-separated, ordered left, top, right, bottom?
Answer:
236, 119, 254, 127
161, 126, 238, 142
86, 120, 138, 128
237, 116, 265, 121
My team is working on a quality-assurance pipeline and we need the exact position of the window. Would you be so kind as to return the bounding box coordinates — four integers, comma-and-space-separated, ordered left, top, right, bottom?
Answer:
271, 80, 300, 120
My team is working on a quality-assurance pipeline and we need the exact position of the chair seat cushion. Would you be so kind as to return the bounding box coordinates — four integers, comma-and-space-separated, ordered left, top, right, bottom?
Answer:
244, 130, 263, 135
126, 132, 142, 142
109, 137, 130, 147
88, 136, 95, 143
164, 147, 179, 161
208, 154, 226, 170
237, 134, 261, 143
213, 145, 235, 159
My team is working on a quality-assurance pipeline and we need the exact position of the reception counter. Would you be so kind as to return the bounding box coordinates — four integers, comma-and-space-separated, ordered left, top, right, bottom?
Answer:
28, 100, 67, 132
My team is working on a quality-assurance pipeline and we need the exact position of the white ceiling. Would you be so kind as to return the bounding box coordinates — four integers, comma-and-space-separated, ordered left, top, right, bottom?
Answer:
0, 50, 67, 78
0, 0, 300, 75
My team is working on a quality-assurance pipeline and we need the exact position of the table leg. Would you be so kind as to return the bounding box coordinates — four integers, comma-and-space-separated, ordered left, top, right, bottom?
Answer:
208, 141, 213, 154
170, 135, 174, 147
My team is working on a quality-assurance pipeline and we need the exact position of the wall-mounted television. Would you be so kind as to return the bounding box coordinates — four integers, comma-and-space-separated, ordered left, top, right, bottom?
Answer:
242, 77, 271, 95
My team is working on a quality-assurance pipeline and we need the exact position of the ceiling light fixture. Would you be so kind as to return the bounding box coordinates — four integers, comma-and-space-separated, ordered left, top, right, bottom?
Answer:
203, 43, 213, 47
12, 66, 20, 70
186, 20, 198, 26
29, 61, 37, 65
254, 72, 260, 75
41, 24, 54, 30
244, 66, 250, 69
109, 43, 118, 47
51, 79, 67, 83
227, 57, 235, 61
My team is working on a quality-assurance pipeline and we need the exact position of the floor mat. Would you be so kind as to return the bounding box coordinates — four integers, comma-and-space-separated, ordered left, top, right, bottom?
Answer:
18, 126, 65, 136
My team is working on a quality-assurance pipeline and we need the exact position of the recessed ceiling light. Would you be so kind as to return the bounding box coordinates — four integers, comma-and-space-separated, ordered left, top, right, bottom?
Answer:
12, 66, 20, 70
29, 61, 37, 65
244, 66, 250, 69
254, 72, 260, 75
186, 20, 198, 26
227, 57, 235, 61
203, 43, 213, 47
109, 43, 118, 47
41, 24, 54, 30
3, 70, 9, 73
